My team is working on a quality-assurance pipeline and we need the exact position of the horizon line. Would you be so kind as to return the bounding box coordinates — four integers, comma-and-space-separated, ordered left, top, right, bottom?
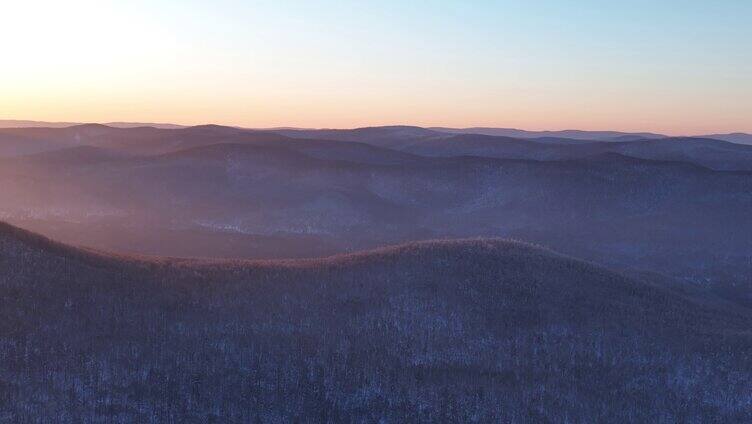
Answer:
1, 118, 750, 137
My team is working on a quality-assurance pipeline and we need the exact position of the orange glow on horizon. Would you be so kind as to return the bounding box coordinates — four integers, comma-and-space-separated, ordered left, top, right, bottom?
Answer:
1, 1, 749, 136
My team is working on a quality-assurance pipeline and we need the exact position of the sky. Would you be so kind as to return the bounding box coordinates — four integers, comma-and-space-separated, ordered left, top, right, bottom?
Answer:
0, 0, 750, 134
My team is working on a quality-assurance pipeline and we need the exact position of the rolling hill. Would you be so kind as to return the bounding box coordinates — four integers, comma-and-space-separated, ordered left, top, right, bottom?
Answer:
1, 221, 751, 422
268, 127, 752, 170
0, 124, 287, 157
4, 124, 752, 170
0, 124, 423, 165
399, 134, 752, 171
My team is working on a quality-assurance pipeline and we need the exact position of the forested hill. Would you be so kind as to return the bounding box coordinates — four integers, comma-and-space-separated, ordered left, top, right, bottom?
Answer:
1, 221, 751, 422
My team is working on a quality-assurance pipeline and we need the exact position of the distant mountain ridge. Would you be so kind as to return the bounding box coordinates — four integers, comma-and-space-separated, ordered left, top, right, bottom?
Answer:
429, 127, 752, 145
275, 125, 752, 146
3, 120, 749, 145
0, 119, 185, 129
699, 133, 752, 145
429, 126, 667, 141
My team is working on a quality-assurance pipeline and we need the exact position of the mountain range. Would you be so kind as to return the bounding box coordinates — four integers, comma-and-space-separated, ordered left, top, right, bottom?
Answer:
0, 124, 751, 296
3, 119, 751, 145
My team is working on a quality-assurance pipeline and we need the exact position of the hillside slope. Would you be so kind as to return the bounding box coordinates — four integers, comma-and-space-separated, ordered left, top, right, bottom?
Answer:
1, 222, 751, 422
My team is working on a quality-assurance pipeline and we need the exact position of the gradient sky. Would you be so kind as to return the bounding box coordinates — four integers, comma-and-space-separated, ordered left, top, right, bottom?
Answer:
1, 0, 750, 134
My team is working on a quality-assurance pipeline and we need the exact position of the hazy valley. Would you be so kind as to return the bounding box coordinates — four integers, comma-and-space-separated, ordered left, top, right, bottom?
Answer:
1, 124, 751, 287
